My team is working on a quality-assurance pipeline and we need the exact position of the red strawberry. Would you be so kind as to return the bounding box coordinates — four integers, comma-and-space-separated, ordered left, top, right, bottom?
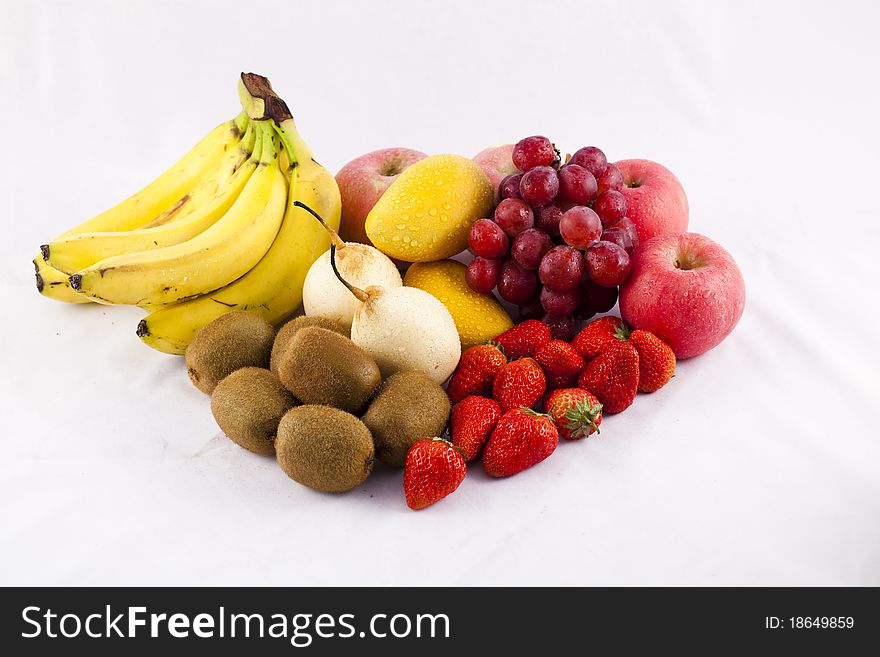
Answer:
483, 408, 559, 477
404, 438, 467, 510
492, 357, 546, 412
450, 396, 502, 461
495, 319, 552, 360
577, 343, 639, 414
629, 330, 676, 393
446, 343, 507, 404
535, 340, 586, 389
545, 388, 603, 440
571, 316, 628, 360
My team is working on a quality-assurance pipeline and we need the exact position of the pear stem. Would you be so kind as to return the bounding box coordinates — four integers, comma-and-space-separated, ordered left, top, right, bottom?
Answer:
293, 201, 369, 303
294, 200, 345, 249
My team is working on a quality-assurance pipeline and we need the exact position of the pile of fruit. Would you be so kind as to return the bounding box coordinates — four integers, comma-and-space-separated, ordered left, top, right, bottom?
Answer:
35, 73, 747, 511
185, 309, 453, 494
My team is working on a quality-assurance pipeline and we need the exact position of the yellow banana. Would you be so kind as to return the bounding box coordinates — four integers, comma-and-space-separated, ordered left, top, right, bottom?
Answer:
37, 112, 248, 302
69, 122, 287, 307
44, 122, 259, 274
138, 74, 340, 354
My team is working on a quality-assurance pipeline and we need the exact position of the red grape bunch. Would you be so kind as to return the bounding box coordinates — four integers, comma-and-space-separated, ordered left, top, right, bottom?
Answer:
466, 136, 639, 340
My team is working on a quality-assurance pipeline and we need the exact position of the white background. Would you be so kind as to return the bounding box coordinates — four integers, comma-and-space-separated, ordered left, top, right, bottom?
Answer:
2, 0, 879, 586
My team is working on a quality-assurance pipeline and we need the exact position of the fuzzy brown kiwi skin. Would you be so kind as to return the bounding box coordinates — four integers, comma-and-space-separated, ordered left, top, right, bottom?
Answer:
210, 367, 298, 456
269, 315, 348, 375
276, 326, 381, 415
363, 370, 451, 468
185, 311, 275, 394
275, 405, 374, 493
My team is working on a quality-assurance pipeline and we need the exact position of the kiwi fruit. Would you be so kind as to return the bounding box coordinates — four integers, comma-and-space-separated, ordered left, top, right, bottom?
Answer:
276, 326, 381, 414
363, 370, 451, 467
276, 405, 374, 493
185, 311, 275, 394
269, 315, 347, 374
210, 367, 298, 456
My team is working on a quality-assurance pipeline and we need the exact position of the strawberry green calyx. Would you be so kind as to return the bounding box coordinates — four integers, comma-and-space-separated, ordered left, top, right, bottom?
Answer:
484, 339, 507, 360
429, 436, 468, 462
563, 398, 603, 438
519, 407, 553, 421
613, 321, 632, 342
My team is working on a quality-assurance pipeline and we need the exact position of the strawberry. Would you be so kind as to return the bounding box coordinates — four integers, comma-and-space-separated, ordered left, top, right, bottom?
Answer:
404, 438, 467, 510
494, 319, 551, 360
446, 343, 507, 404
492, 357, 546, 412
545, 388, 603, 440
483, 408, 559, 477
535, 340, 586, 389
577, 342, 639, 414
571, 316, 628, 360
629, 330, 676, 393
450, 396, 502, 461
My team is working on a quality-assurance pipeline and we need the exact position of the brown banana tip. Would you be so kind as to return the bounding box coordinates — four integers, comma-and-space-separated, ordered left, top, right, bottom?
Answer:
35, 272, 44, 293
136, 320, 149, 338
40, 245, 50, 260
68, 274, 82, 290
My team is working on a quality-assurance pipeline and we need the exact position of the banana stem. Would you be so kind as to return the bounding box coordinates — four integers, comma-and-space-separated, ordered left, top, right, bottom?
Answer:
293, 201, 369, 303
233, 110, 249, 136
237, 73, 300, 173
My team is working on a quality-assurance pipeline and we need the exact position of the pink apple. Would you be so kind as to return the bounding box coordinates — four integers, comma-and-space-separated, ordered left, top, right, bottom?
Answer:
473, 144, 517, 200
613, 159, 689, 244
619, 233, 745, 359
335, 148, 427, 245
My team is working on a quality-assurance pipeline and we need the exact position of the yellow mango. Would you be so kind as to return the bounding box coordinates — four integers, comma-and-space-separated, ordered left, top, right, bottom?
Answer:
365, 154, 494, 262
404, 260, 513, 349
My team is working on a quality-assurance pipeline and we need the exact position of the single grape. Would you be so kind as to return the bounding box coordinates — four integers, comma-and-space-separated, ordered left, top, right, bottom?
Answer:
557, 164, 598, 205
466, 257, 501, 294
494, 198, 534, 238
498, 260, 538, 304
597, 163, 624, 194
511, 228, 553, 270
569, 146, 607, 177
519, 166, 559, 206
585, 241, 631, 287
512, 135, 557, 171
542, 314, 578, 342
540, 286, 580, 315
600, 226, 634, 254
535, 202, 565, 237
518, 297, 544, 321
615, 217, 640, 250
538, 245, 583, 292
582, 277, 619, 313
468, 217, 509, 258
498, 173, 524, 201
559, 206, 602, 250
592, 190, 627, 227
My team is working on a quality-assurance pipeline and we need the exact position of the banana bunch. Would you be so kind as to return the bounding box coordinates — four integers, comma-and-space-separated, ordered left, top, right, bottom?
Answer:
36, 73, 341, 354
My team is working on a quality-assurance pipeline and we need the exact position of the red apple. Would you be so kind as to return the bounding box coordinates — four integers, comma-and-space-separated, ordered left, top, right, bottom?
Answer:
614, 159, 689, 243
619, 233, 745, 359
473, 144, 517, 201
335, 148, 427, 245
